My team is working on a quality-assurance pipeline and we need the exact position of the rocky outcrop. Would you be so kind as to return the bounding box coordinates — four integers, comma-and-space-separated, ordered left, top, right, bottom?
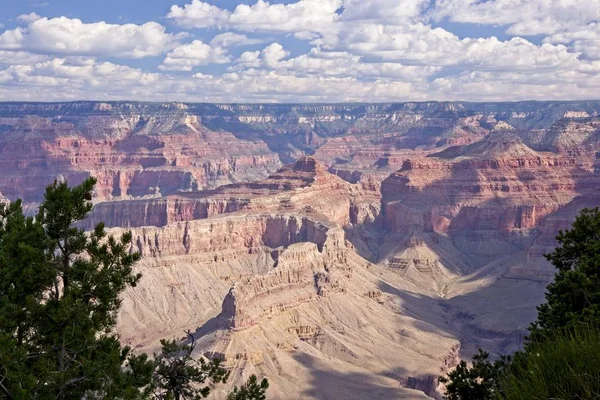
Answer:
87, 157, 381, 229
521, 117, 600, 154
87, 197, 251, 229
219, 225, 349, 330
3, 101, 600, 206
382, 136, 596, 236
0, 114, 281, 204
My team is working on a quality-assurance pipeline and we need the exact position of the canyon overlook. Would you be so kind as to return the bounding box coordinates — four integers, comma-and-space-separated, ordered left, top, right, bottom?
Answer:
2, 101, 600, 399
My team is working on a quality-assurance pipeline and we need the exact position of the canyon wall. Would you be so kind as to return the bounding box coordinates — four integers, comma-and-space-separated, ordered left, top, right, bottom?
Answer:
3, 101, 600, 399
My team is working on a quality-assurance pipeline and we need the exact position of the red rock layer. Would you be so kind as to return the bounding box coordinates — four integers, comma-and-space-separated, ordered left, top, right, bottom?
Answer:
382, 152, 596, 235
0, 115, 281, 203
88, 157, 382, 229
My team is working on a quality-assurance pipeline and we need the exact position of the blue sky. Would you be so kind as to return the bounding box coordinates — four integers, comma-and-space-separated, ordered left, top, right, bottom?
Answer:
0, 0, 598, 102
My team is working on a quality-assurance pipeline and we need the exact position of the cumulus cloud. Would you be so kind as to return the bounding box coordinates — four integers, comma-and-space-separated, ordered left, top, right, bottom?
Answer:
545, 23, 600, 60
210, 32, 264, 47
233, 45, 439, 82
432, 0, 600, 36
17, 13, 42, 23
1, 0, 600, 102
167, 0, 231, 29
0, 58, 159, 97
169, 0, 342, 36
160, 40, 230, 71
330, 22, 580, 71
0, 50, 48, 65
234, 43, 292, 69
341, 0, 429, 22
0, 17, 179, 58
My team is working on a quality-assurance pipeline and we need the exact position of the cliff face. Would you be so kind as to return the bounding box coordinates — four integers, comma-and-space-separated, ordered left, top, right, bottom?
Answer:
0, 113, 281, 203
2, 101, 600, 206
4, 101, 600, 399
86, 157, 381, 230
382, 154, 591, 235
114, 211, 459, 400
376, 133, 599, 282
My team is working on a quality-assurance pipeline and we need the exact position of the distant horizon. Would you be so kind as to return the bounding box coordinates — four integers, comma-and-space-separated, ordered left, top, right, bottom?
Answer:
2, 99, 600, 105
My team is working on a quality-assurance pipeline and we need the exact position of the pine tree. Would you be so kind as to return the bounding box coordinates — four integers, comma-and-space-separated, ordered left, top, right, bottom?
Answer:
439, 208, 600, 399
150, 331, 230, 400
529, 207, 600, 342
0, 178, 153, 399
438, 350, 507, 400
227, 375, 269, 400
0, 178, 269, 399
0, 199, 53, 398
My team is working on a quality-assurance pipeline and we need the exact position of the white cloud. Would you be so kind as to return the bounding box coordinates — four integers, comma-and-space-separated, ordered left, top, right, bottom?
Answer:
545, 23, 600, 60
0, 50, 48, 65
260, 43, 289, 68
1, 0, 600, 102
432, 0, 600, 36
0, 17, 179, 58
210, 32, 263, 48
0, 58, 159, 94
167, 0, 231, 29
325, 21, 580, 73
17, 13, 42, 23
430, 0, 600, 62
2, 53, 600, 103
235, 45, 439, 82
160, 40, 230, 71
341, 0, 429, 22
235, 50, 261, 68
233, 43, 290, 69
169, 0, 342, 36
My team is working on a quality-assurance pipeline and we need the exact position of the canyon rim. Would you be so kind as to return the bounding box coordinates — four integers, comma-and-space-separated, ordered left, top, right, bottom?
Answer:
1, 100, 599, 398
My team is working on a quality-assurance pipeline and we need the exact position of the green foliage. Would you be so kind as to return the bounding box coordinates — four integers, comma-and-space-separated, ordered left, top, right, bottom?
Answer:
501, 328, 600, 400
150, 331, 230, 400
0, 178, 268, 399
438, 350, 507, 400
226, 375, 269, 400
530, 208, 600, 342
0, 178, 153, 399
440, 208, 600, 400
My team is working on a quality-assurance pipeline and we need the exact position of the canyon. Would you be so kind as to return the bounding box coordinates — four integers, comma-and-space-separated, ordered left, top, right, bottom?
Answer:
1, 101, 600, 399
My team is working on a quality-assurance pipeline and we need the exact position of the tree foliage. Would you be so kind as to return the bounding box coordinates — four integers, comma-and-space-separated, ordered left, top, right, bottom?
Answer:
501, 328, 600, 400
151, 331, 229, 400
529, 208, 600, 342
438, 350, 507, 400
0, 178, 268, 399
0, 178, 153, 399
227, 375, 269, 400
440, 208, 600, 400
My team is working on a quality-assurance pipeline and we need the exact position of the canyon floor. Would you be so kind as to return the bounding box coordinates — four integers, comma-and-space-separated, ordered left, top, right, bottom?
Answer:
1, 101, 600, 399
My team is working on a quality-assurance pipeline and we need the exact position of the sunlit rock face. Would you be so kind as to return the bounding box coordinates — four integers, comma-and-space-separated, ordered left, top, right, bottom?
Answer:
3, 101, 600, 399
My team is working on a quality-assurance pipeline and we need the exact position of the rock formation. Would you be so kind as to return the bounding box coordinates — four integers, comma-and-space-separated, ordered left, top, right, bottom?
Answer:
86, 157, 381, 230
3, 100, 600, 399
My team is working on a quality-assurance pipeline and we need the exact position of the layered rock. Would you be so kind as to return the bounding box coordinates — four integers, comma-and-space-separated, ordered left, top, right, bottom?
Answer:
87, 157, 381, 229
512, 151, 600, 279
3, 100, 600, 207
218, 224, 348, 331
115, 214, 336, 343
382, 135, 596, 238
521, 117, 600, 155
0, 113, 281, 204
6, 101, 600, 399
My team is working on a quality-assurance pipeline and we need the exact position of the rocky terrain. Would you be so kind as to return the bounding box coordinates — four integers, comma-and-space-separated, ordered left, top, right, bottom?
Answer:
2, 101, 600, 399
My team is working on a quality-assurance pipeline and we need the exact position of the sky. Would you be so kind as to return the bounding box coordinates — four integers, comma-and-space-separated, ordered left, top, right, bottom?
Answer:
0, 0, 599, 103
